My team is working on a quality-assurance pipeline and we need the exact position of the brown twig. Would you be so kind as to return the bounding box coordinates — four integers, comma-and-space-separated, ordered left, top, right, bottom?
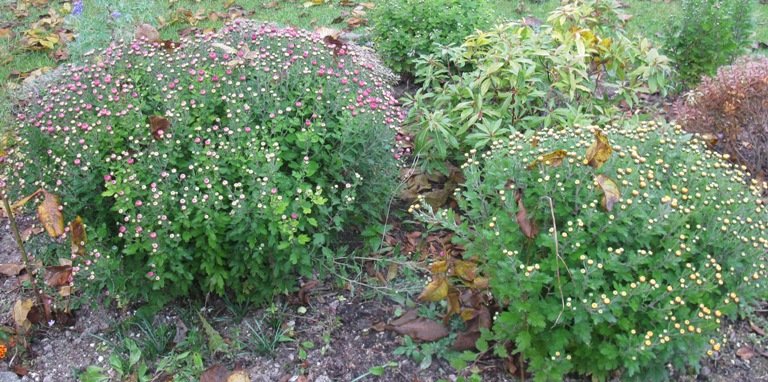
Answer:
1, 192, 51, 322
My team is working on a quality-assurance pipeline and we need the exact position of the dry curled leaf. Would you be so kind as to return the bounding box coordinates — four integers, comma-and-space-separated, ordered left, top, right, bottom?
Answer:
0, 263, 25, 276
13, 299, 34, 333
595, 174, 620, 212
514, 188, 538, 239
585, 129, 613, 169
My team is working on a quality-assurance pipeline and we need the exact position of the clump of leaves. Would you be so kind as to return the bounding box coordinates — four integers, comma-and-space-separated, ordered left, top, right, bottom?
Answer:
413, 121, 768, 381
404, 0, 672, 172
370, 0, 492, 75
664, 0, 752, 86
4, 20, 403, 305
673, 56, 768, 179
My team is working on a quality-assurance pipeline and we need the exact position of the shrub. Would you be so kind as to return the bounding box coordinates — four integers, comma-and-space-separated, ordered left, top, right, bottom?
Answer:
413, 121, 768, 381
664, 0, 752, 86
370, 0, 491, 75
4, 20, 403, 304
674, 56, 768, 179
404, 0, 672, 171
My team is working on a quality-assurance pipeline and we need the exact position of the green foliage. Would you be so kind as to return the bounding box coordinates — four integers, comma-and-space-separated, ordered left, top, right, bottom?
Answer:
370, 0, 492, 74
413, 121, 768, 381
664, 0, 753, 86
404, 0, 672, 171
5, 20, 401, 304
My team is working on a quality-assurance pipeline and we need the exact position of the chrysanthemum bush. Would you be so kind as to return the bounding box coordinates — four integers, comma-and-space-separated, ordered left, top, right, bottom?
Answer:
413, 121, 768, 381
4, 20, 403, 304
674, 56, 768, 179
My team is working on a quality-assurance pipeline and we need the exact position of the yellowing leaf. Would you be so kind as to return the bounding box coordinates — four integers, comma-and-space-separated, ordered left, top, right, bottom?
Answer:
585, 129, 613, 169
527, 149, 568, 169
595, 174, 620, 212
453, 260, 477, 281
37, 190, 64, 238
418, 277, 449, 302
227, 370, 250, 382
429, 260, 448, 274
70, 216, 87, 257
13, 299, 34, 333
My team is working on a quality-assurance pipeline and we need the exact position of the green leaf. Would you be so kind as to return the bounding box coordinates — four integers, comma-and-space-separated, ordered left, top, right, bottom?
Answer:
198, 312, 229, 355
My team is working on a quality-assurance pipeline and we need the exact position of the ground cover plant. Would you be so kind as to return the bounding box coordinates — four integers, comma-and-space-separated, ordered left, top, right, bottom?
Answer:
404, 0, 672, 170
412, 121, 768, 381
3, 19, 404, 306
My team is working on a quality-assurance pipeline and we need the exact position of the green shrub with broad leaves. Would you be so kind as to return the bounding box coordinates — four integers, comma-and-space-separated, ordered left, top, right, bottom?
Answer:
370, 0, 492, 75
664, 0, 752, 86
413, 121, 768, 381
3, 20, 403, 304
404, 0, 672, 172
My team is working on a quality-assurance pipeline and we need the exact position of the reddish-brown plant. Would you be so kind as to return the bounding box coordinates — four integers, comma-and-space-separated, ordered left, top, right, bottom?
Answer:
674, 56, 768, 179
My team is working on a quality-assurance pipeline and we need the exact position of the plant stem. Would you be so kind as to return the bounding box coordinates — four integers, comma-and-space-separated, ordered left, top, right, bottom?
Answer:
1, 193, 50, 321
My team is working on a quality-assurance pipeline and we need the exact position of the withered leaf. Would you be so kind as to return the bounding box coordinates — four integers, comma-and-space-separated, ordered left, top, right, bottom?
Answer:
45, 265, 72, 288
13, 299, 34, 333
453, 260, 477, 281
298, 279, 319, 305
135, 23, 160, 42
70, 216, 87, 257
430, 260, 448, 274
389, 317, 449, 342
595, 174, 620, 212
514, 188, 538, 239
737, 346, 757, 361
452, 330, 480, 351
149, 115, 170, 140
37, 190, 64, 237
418, 277, 449, 302
200, 364, 230, 382
227, 370, 250, 382
585, 129, 613, 169
527, 149, 568, 170
0, 263, 25, 276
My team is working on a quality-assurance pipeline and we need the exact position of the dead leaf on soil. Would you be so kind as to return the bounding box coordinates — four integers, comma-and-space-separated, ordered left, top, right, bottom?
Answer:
0, 263, 25, 276
45, 265, 72, 288
227, 370, 250, 382
13, 299, 34, 333
418, 277, 449, 302
595, 174, 620, 212
737, 346, 757, 361
21, 226, 44, 242
514, 188, 538, 239
37, 190, 64, 238
387, 309, 449, 341
750, 321, 766, 336
200, 364, 230, 382
298, 279, 319, 305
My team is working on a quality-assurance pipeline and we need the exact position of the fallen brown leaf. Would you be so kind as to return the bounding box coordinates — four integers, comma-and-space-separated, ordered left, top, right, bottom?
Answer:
135, 23, 160, 42
0, 263, 25, 276
200, 364, 230, 382
737, 346, 757, 361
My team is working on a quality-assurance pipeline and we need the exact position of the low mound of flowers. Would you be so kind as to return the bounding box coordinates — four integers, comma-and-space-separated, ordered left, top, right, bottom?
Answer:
4, 20, 404, 304
413, 121, 768, 380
